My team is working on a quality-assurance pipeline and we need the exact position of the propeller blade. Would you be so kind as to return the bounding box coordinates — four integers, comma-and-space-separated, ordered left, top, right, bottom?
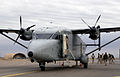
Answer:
94, 15, 101, 27
14, 16, 23, 45
26, 25, 35, 31
20, 16, 22, 28
14, 34, 21, 45
81, 18, 92, 29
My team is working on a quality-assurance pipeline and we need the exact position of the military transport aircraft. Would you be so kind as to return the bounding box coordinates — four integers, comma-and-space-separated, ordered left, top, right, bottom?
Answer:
0, 15, 120, 71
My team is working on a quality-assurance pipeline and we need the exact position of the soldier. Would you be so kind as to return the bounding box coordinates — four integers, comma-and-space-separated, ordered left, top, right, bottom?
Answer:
103, 52, 108, 66
91, 53, 95, 64
108, 53, 115, 64
97, 53, 100, 64
101, 53, 104, 64
63, 35, 69, 58
108, 53, 112, 64
111, 54, 115, 64
97, 53, 102, 64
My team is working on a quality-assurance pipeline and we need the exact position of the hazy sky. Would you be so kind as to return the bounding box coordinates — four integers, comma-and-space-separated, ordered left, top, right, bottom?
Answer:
0, 0, 120, 57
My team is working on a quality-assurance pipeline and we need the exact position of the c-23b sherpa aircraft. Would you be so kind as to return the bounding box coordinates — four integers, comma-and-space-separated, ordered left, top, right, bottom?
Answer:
0, 15, 120, 71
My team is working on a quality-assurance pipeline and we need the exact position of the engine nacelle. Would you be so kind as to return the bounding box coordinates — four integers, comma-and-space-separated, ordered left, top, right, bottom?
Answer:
20, 35, 32, 41
89, 34, 98, 40
89, 27, 100, 40
20, 30, 33, 41
79, 54, 88, 64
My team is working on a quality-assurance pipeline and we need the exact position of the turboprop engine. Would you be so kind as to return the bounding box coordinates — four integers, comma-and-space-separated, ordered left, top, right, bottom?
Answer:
14, 16, 35, 43
19, 28, 33, 41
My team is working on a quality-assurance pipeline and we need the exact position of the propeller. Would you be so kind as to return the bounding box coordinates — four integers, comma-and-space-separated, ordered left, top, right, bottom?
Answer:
14, 16, 35, 44
81, 15, 101, 50
81, 14, 101, 29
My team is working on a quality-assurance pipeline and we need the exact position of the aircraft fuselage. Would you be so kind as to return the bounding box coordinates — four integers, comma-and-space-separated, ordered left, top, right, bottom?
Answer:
28, 27, 87, 63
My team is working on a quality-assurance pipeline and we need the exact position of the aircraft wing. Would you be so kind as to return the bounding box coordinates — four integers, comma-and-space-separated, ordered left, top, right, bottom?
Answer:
72, 27, 120, 34
0, 29, 19, 34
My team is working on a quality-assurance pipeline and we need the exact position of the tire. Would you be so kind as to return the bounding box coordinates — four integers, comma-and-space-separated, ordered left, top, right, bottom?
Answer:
84, 63, 88, 69
39, 62, 45, 71
40, 66, 45, 71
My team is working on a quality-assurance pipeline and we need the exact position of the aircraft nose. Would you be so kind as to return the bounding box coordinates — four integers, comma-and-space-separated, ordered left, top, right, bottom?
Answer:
28, 40, 50, 53
28, 39, 59, 61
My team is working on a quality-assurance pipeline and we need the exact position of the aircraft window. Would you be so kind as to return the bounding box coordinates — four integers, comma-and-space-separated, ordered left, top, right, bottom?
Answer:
50, 31, 61, 39
52, 34, 62, 39
36, 34, 52, 39
52, 34, 58, 39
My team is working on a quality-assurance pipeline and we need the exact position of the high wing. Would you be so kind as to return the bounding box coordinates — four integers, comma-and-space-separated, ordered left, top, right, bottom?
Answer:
0, 29, 19, 34
0, 28, 28, 49
0, 16, 35, 49
72, 27, 120, 34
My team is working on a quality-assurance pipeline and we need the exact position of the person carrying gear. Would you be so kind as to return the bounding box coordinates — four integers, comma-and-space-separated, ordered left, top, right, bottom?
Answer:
108, 53, 112, 64
91, 53, 95, 64
103, 52, 108, 66
97, 53, 102, 64
111, 54, 115, 64
63, 35, 69, 58
108, 53, 115, 64
101, 53, 104, 64
97, 53, 100, 64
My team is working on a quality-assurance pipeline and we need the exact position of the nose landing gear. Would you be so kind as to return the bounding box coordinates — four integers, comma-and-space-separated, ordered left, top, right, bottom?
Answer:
39, 62, 46, 71
83, 63, 88, 68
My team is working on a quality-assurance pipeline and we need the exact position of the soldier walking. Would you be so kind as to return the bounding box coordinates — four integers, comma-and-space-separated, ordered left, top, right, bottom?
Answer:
91, 53, 95, 64
97, 53, 102, 64
103, 52, 108, 66
111, 54, 115, 64
108, 53, 115, 64
108, 53, 112, 64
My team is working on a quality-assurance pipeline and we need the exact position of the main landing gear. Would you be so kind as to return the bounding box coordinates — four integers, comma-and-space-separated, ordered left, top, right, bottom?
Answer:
76, 61, 88, 69
83, 63, 88, 68
39, 62, 45, 71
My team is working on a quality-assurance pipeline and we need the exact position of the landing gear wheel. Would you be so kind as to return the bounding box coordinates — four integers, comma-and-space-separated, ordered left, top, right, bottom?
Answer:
40, 66, 45, 71
39, 62, 46, 71
84, 63, 88, 69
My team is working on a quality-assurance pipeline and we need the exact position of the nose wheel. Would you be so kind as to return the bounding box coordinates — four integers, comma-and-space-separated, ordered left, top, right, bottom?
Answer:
83, 63, 88, 68
39, 62, 46, 71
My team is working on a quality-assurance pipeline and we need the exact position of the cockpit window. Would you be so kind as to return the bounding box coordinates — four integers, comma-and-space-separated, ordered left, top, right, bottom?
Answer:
35, 32, 61, 39
35, 34, 52, 39
52, 34, 58, 39
51, 31, 61, 39
52, 34, 62, 39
